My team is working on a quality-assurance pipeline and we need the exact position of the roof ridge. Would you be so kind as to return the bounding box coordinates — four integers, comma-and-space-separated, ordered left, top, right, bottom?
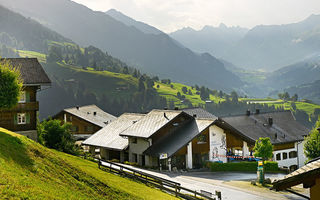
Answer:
220, 110, 290, 118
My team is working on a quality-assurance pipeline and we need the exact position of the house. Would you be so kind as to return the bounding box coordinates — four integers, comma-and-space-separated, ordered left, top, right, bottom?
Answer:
217, 109, 310, 170
272, 157, 320, 200
0, 58, 51, 140
52, 105, 116, 141
82, 113, 146, 162
83, 108, 309, 171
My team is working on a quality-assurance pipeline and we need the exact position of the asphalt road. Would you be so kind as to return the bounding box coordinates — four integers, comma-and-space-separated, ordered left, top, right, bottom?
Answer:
101, 162, 307, 200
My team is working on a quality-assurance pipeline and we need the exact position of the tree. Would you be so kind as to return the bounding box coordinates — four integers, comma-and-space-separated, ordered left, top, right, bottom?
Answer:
181, 86, 188, 94
231, 91, 239, 103
138, 77, 145, 91
291, 94, 298, 102
0, 59, 22, 109
253, 137, 273, 182
38, 119, 79, 155
304, 117, 320, 161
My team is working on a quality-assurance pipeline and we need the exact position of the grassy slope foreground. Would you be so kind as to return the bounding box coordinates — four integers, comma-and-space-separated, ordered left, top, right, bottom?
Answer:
0, 128, 176, 200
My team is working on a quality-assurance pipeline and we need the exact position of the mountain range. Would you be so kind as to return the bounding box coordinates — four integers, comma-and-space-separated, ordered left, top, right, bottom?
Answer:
171, 14, 320, 71
0, 0, 242, 91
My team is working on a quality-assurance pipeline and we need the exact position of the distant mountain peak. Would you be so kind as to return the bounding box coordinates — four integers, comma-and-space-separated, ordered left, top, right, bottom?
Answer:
106, 8, 162, 35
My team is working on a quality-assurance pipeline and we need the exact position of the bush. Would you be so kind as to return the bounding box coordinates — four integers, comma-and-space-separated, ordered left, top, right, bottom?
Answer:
38, 119, 79, 155
208, 161, 278, 172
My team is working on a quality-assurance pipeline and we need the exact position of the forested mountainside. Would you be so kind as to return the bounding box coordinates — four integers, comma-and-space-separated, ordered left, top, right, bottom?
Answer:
0, 5, 71, 53
285, 80, 320, 105
0, 0, 243, 91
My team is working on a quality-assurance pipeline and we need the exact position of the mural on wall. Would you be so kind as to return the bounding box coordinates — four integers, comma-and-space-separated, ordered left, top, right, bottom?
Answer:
210, 128, 227, 162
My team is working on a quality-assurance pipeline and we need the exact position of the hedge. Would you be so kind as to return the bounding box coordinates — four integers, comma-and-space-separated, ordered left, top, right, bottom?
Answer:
207, 161, 278, 172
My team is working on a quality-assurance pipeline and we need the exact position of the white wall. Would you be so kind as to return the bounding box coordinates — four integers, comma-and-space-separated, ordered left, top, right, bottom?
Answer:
209, 125, 227, 163
128, 137, 156, 166
273, 141, 306, 169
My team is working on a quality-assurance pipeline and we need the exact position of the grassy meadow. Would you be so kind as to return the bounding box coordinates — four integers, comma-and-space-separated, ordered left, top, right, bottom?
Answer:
0, 128, 177, 200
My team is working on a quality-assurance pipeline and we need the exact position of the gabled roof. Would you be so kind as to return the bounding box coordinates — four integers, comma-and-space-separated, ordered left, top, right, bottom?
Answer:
63, 105, 116, 128
183, 107, 217, 120
273, 157, 320, 191
1, 58, 51, 86
119, 109, 185, 138
144, 118, 215, 158
82, 113, 145, 150
219, 111, 310, 144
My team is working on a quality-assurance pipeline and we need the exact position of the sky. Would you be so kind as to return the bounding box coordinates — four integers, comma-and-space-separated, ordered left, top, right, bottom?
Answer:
72, 0, 320, 33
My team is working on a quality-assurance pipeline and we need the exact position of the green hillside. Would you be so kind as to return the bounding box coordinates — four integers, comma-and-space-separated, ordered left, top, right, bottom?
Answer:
0, 128, 176, 200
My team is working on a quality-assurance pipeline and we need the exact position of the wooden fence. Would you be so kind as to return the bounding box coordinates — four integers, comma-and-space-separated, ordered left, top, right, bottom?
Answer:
98, 159, 221, 200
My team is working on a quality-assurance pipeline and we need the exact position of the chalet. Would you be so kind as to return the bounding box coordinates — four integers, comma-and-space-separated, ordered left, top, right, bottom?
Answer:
52, 105, 116, 141
272, 157, 320, 200
0, 58, 51, 140
218, 109, 310, 171
83, 108, 309, 171
82, 113, 146, 162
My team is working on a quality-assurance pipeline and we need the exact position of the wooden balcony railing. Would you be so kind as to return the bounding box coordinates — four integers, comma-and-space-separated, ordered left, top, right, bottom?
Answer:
2, 101, 39, 112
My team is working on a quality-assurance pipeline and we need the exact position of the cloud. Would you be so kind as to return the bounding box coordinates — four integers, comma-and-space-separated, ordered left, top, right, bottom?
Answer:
72, 0, 320, 33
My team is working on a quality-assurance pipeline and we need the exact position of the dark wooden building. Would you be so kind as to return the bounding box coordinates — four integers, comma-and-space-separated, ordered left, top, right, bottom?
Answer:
52, 105, 116, 141
0, 58, 51, 140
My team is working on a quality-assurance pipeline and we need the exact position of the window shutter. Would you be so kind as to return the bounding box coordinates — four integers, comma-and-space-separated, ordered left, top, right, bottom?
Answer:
26, 91, 30, 102
26, 113, 30, 124
14, 114, 17, 124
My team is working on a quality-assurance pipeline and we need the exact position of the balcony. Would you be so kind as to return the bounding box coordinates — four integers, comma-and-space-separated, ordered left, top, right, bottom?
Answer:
4, 101, 39, 112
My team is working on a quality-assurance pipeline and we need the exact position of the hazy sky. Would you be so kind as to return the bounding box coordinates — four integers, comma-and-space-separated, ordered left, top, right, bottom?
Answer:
72, 0, 320, 33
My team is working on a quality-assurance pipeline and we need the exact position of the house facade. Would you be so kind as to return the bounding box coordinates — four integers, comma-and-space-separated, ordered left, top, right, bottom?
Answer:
83, 108, 309, 171
0, 58, 51, 140
218, 109, 310, 170
52, 105, 116, 141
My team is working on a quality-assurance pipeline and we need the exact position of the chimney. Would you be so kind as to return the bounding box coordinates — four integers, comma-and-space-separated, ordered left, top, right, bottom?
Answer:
93, 111, 97, 116
164, 112, 167, 119
268, 117, 273, 126
193, 114, 197, 118
275, 133, 277, 139
255, 109, 260, 114
246, 110, 250, 116
76, 106, 79, 110
164, 107, 168, 110
174, 107, 179, 110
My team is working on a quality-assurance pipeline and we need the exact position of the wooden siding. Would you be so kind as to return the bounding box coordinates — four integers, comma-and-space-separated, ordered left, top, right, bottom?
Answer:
54, 112, 101, 135
273, 142, 295, 151
226, 131, 244, 148
0, 86, 38, 132
192, 128, 209, 154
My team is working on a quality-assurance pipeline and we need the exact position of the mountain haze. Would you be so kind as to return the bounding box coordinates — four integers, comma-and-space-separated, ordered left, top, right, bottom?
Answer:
170, 24, 248, 58
0, 0, 242, 90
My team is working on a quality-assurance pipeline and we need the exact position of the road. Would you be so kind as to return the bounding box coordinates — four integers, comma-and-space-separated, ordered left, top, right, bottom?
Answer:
101, 161, 307, 200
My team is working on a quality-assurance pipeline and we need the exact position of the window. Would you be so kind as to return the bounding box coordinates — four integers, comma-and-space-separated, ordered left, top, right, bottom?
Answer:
282, 152, 288, 160
276, 153, 281, 161
17, 113, 26, 124
70, 126, 79, 132
85, 126, 93, 132
19, 91, 26, 103
197, 134, 207, 144
132, 137, 137, 144
289, 151, 297, 158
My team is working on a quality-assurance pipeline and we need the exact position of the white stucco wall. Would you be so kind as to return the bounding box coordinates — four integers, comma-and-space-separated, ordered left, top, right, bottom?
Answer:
273, 141, 306, 169
128, 137, 156, 166
209, 125, 227, 163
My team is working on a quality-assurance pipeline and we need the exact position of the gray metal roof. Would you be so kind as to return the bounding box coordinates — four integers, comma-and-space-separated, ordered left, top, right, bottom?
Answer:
144, 119, 214, 158
220, 111, 310, 144
119, 109, 184, 138
183, 107, 217, 120
273, 157, 320, 190
1, 58, 51, 85
64, 105, 117, 128
82, 113, 145, 150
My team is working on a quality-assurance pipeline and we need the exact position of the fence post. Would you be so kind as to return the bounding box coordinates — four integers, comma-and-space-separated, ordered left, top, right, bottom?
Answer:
98, 159, 101, 169
215, 190, 221, 200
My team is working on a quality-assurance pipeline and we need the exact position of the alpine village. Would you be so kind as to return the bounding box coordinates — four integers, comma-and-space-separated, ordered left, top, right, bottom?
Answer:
0, 1, 320, 200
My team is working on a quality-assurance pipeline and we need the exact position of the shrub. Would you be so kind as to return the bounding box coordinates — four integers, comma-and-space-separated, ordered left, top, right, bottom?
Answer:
208, 161, 278, 172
